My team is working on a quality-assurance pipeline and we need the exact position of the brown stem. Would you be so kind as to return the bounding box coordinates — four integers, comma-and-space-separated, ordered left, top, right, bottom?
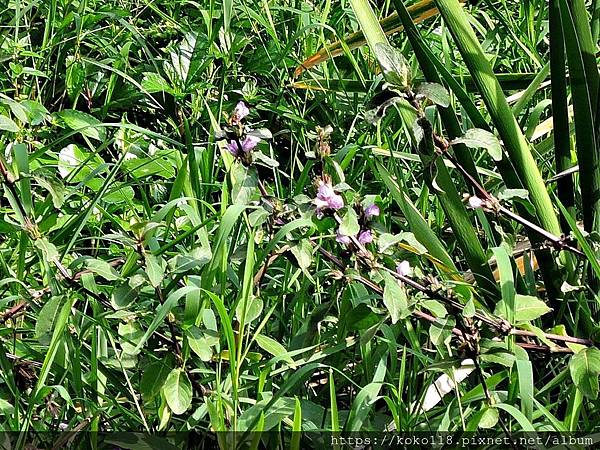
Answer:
0, 302, 27, 324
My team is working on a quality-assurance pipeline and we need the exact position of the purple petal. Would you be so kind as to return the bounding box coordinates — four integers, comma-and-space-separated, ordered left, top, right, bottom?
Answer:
241, 135, 260, 152
396, 260, 412, 277
233, 101, 250, 120
317, 181, 335, 200
327, 193, 344, 210
357, 230, 373, 244
336, 232, 351, 245
364, 204, 380, 219
226, 140, 240, 156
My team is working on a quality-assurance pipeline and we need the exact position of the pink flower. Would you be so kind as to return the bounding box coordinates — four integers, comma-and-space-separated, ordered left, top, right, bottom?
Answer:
226, 135, 260, 157
231, 101, 250, 124
336, 232, 351, 245
357, 230, 373, 244
396, 260, 412, 277
314, 181, 344, 217
364, 204, 380, 219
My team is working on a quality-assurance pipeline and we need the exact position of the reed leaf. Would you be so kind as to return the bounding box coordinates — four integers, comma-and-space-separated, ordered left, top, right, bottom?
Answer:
433, 0, 562, 238
558, 0, 600, 232
295, 0, 456, 77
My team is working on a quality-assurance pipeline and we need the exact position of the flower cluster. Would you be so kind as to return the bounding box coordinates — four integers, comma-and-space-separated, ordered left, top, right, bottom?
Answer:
313, 180, 344, 218
223, 101, 262, 161
336, 203, 380, 246
226, 135, 260, 157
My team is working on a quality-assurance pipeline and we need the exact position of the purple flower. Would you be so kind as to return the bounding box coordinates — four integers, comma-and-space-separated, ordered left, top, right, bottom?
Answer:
364, 204, 380, 219
314, 181, 344, 217
226, 135, 260, 157
327, 193, 344, 210
357, 230, 373, 244
317, 181, 335, 199
336, 232, 351, 245
231, 101, 250, 124
396, 260, 412, 277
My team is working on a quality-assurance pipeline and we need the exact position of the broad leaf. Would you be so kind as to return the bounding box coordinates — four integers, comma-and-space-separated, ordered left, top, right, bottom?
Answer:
162, 368, 192, 415
451, 128, 503, 161
570, 348, 600, 399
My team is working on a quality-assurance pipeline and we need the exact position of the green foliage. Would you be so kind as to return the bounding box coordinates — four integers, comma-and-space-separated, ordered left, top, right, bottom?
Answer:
0, 0, 599, 444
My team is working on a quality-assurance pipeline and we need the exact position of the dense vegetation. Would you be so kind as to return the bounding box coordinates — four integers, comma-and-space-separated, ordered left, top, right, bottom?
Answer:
1, 0, 600, 447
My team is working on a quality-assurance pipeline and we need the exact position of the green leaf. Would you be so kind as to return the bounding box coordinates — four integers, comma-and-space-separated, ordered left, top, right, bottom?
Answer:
102, 183, 135, 204
111, 281, 140, 309
85, 258, 120, 281
133, 285, 200, 353
0, 399, 14, 416
187, 327, 215, 361
421, 300, 447, 318
162, 368, 192, 415
20, 100, 49, 125
253, 151, 279, 168
415, 82, 450, 107
35, 296, 64, 346
0, 115, 19, 132
65, 57, 86, 100
118, 321, 144, 355
141, 354, 176, 401
513, 294, 552, 323
479, 407, 499, 429
230, 163, 259, 205
374, 42, 411, 89
451, 128, 503, 161
339, 207, 360, 236
56, 109, 106, 141
169, 247, 212, 274
429, 317, 455, 347
289, 239, 313, 270
235, 295, 263, 324
34, 238, 59, 264
58, 144, 105, 182
238, 397, 296, 431
497, 189, 530, 202
123, 153, 177, 179
382, 272, 409, 324
142, 72, 175, 95
345, 356, 386, 431
32, 174, 64, 208
145, 254, 166, 287
569, 347, 600, 399
255, 334, 294, 366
